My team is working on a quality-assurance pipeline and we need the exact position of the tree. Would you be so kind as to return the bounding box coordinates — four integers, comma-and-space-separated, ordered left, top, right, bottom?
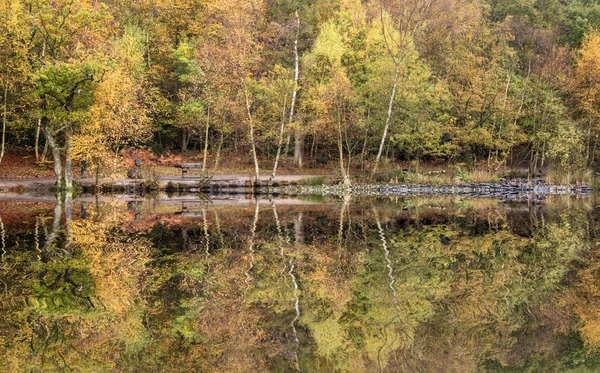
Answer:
0, 0, 29, 165
371, 0, 436, 176
29, 0, 111, 190
303, 19, 361, 184
571, 29, 600, 166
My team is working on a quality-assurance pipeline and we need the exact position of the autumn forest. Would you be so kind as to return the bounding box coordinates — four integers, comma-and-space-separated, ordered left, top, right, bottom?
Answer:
2, 0, 600, 187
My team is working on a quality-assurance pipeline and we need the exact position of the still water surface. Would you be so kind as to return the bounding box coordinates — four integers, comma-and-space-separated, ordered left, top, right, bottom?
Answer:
1, 194, 600, 372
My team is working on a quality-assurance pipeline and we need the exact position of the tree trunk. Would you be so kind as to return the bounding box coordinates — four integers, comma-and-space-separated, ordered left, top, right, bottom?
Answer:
361, 110, 370, 171
372, 63, 401, 177
284, 134, 291, 156
44, 123, 62, 189
181, 128, 188, 152
0, 83, 7, 165
289, 10, 302, 169
271, 92, 289, 181
35, 117, 42, 162
337, 115, 351, 185
243, 85, 260, 183
294, 134, 304, 168
213, 131, 224, 173
202, 107, 210, 172
64, 192, 73, 249
64, 126, 73, 190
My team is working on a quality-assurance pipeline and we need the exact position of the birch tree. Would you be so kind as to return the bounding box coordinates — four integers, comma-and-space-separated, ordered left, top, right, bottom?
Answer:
371, 0, 436, 176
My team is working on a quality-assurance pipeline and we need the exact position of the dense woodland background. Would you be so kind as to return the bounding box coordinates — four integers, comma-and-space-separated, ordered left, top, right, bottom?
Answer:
2, 0, 600, 186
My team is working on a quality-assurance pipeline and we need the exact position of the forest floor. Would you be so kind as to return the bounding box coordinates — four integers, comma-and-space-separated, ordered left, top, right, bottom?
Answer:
0, 148, 585, 190
0, 148, 480, 178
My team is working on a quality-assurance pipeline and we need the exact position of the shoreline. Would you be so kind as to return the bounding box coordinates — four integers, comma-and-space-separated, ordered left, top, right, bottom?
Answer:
0, 175, 593, 200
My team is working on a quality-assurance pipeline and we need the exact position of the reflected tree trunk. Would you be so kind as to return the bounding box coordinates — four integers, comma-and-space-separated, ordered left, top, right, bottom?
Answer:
210, 201, 225, 249
0, 215, 5, 267
202, 107, 210, 173
288, 256, 301, 372
64, 193, 73, 251
338, 195, 350, 249
181, 227, 189, 251
202, 206, 210, 256
44, 196, 63, 255
294, 212, 304, 246
245, 200, 260, 286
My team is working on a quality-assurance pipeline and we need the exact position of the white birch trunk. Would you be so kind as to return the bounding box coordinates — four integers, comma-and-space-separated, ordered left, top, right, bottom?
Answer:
44, 123, 62, 189
372, 63, 400, 176
244, 84, 260, 183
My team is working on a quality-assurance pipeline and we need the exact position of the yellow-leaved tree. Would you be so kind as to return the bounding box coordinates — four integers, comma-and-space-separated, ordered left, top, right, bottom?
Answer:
572, 29, 600, 166
74, 26, 152, 180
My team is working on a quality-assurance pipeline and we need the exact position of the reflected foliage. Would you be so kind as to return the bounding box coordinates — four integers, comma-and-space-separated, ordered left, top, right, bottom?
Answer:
1, 197, 600, 372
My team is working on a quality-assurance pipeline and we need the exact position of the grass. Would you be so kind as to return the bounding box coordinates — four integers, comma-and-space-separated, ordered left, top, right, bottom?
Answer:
368, 164, 500, 185
299, 176, 332, 185
545, 167, 594, 185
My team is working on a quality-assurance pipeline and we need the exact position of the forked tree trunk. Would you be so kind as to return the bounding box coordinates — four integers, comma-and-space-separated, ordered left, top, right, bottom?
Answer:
270, 93, 288, 181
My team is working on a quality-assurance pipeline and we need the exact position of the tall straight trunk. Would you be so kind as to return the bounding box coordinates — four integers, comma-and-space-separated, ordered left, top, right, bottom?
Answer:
294, 134, 304, 168
272, 12, 300, 179
289, 11, 303, 169
35, 117, 42, 162
64, 126, 73, 190
213, 131, 224, 173
372, 63, 400, 177
44, 123, 62, 189
244, 85, 260, 183
586, 121, 592, 167
181, 128, 189, 152
337, 113, 351, 185
284, 134, 291, 156
202, 107, 210, 172
0, 83, 7, 165
42, 138, 49, 162
361, 110, 370, 171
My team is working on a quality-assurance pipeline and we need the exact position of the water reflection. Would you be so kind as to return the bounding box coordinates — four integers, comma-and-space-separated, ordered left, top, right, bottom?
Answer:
0, 195, 600, 372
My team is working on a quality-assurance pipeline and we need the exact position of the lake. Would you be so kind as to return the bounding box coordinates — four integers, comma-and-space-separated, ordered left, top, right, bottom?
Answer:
1, 194, 599, 372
